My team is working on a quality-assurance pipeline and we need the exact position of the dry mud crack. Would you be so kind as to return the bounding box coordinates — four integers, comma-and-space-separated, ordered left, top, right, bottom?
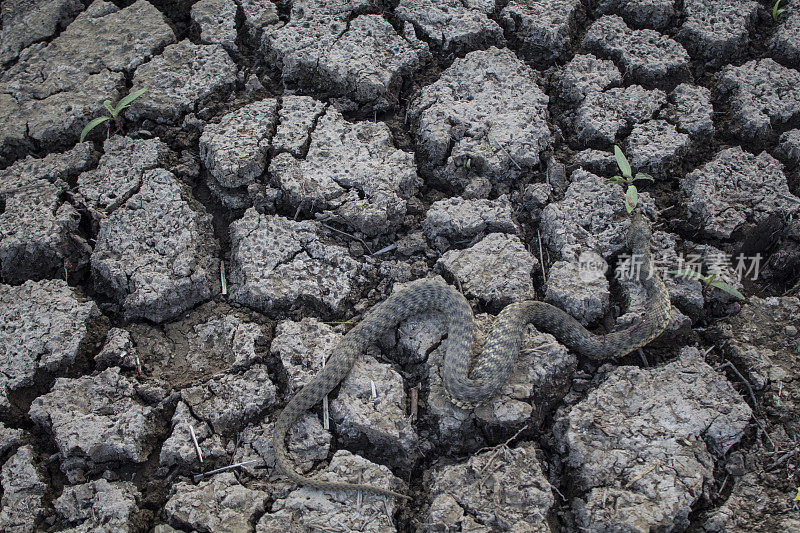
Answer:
1, 0, 800, 531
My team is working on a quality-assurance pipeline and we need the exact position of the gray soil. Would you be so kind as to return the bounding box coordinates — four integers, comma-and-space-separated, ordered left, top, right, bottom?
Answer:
1, 0, 800, 531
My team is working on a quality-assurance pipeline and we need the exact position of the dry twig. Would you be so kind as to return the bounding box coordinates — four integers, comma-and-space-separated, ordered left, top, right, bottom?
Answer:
624, 460, 661, 489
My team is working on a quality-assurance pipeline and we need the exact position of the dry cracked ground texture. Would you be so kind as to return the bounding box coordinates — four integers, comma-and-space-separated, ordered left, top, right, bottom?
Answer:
1, 0, 800, 531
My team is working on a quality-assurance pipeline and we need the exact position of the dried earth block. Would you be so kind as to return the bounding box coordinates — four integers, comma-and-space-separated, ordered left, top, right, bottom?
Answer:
91, 169, 219, 322
557, 347, 752, 531
0, 280, 100, 417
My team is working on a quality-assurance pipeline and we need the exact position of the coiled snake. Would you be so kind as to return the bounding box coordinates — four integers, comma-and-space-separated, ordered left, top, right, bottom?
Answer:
273, 211, 671, 499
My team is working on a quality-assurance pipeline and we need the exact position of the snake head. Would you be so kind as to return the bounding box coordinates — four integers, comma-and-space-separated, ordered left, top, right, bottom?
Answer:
627, 209, 652, 249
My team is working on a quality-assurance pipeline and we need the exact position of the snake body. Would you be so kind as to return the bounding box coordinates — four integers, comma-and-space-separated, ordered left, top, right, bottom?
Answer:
273, 211, 671, 499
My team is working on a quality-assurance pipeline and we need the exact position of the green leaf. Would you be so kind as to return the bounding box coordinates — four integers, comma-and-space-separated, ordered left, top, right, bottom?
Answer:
634, 172, 654, 182
79, 116, 112, 143
114, 87, 147, 114
103, 100, 115, 116
625, 185, 638, 213
709, 280, 747, 300
773, 0, 786, 21
614, 145, 632, 179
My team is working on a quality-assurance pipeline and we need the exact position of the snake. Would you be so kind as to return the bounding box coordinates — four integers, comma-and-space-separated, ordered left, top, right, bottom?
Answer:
272, 210, 671, 499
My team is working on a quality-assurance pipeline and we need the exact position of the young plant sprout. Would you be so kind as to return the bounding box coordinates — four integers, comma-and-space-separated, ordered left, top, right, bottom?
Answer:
666, 269, 747, 300
773, 0, 787, 22
80, 88, 147, 142
607, 145, 654, 214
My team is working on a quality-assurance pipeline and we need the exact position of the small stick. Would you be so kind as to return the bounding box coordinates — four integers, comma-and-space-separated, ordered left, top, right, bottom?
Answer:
320, 223, 373, 255
574, 224, 593, 238
372, 243, 397, 256
477, 425, 529, 491
776, 191, 800, 204
783, 278, 800, 296
624, 460, 661, 489
520, 341, 559, 356
321, 357, 330, 430
537, 229, 546, 282
595, 423, 613, 437
0, 181, 52, 195
767, 449, 796, 471
189, 424, 203, 464
474, 424, 529, 456
220, 260, 227, 295
410, 386, 418, 421
719, 361, 775, 450
718, 361, 758, 410
492, 137, 522, 170
638, 348, 649, 368
192, 459, 259, 482
716, 473, 730, 499
757, 417, 777, 450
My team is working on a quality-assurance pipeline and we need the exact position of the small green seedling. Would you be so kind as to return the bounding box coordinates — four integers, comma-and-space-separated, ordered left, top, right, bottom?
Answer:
606, 145, 653, 214
80, 88, 147, 142
773, 0, 787, 22
666, 269, 747, 301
